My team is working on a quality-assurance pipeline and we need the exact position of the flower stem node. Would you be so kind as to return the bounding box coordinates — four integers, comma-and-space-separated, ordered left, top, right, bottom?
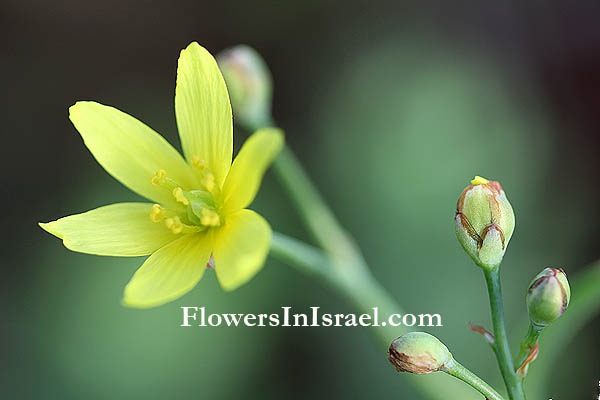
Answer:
526, 267, 571, 327
217, 45, 273, 130
388, 332, 453, 375
455, 176, 515, 270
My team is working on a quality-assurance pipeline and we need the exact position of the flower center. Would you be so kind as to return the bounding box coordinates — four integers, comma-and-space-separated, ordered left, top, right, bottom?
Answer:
149, 161, 224, 234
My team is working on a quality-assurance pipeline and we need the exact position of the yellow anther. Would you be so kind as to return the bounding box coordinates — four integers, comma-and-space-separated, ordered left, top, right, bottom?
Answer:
164, 216, 183, 234
172, 187, 189, 205
149, 204, 164, 222
201, 173, 215, 192
200, 209, 221, 227
471, 175, 490, 186
151, 169, 167, 186
191, 156, 208, 171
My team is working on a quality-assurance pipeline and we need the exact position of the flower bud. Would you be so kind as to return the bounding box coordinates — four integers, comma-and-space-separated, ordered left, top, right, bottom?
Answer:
526, 267, 570, 326
388, 332, 453, 374
455, 176, 515, 270
217, 45, 273, 130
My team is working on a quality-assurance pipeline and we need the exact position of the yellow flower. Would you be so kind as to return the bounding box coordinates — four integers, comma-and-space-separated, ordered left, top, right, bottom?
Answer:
39, 42, 284, 308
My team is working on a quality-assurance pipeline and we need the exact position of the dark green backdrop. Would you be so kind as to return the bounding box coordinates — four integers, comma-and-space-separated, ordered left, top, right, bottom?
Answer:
3, 1, 599, 398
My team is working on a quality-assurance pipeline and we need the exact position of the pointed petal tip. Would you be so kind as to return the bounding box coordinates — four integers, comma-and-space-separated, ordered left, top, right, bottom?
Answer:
121, 282, 192, 309
68, 102, 80, 120
68, 100, 94, 116
38, 221, 62, 238
182, 41, 206, 53
121, 282, 166, 309
68, 101, 104, 127
120, 294, 157, 309
218, 282, 240, 292
252, 128, 285, 155
179, 41, 210, 62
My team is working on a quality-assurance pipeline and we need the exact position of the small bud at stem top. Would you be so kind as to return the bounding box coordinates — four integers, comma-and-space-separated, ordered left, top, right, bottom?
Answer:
455, 176, 515, 270
526, 267, 570, 327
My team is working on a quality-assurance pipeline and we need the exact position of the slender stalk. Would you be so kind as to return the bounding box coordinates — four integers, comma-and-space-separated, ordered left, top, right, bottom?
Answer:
270, 232, 407, 344
273, 149, 356, 256
444, 359, 506, 400
514, 324, 543, 372
271, 233, 496, 400
250, 120, 364, 271
484, 268, 526, 400
253, 120, 492, 399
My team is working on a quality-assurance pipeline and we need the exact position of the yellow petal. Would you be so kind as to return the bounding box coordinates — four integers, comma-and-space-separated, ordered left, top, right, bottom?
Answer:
122, 232, 212, 308
213, 209, 271, 291
39, 203, 177, 256
175, 42, 233, 187
69, 101, 199, 208
221, 128, 284, 214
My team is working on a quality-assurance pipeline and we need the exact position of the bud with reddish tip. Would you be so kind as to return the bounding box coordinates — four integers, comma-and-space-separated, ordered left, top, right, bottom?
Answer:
526, 267, 571, 327
455, 176, 515, 270
388, 332, 453, 375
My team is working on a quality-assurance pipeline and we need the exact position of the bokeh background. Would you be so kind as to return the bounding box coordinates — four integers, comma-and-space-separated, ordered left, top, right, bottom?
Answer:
3, 1, 599, 399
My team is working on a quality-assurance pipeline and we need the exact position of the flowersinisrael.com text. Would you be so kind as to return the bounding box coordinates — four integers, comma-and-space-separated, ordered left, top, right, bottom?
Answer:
181, 307, 443, 327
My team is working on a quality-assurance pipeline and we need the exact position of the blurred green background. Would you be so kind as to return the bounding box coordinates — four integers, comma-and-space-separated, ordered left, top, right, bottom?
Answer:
3, 1, 599, 399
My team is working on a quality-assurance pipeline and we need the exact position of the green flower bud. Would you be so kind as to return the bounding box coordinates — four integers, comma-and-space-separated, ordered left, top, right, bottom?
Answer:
217, 45, 273, 130
388, 332, 453, 374
526, 267, 570, 326
455, 176, 515, 270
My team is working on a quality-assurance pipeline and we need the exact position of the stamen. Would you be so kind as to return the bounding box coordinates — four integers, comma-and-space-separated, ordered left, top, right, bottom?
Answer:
164, 216, 184, 234
164, 216, 202, 234
172, 187, 189, 205
191, 156, 208, 171
201, 173, 215, 192
150, 166, 222, 231
200, 209, 221, 227
149, 204, 164, 222
151, 169, 167, 186
151, 169, 186, 197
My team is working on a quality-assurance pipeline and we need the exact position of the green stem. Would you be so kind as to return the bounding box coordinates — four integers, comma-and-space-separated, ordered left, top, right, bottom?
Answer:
270, 232, 407, 343
249, 117, 364, 270
271, 146, 364, 268
271, 233, 495, 400
445, 359, 506, 400
483, 269, 526, 400
514, 324, 543, 372
253, 120, 492, 399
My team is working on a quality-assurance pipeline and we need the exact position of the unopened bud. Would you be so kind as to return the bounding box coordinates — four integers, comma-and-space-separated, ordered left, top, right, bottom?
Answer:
217, 45, 272, 130
526, 267, 570, 326
388, 332, 453, 375
455, 176, 515, 270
